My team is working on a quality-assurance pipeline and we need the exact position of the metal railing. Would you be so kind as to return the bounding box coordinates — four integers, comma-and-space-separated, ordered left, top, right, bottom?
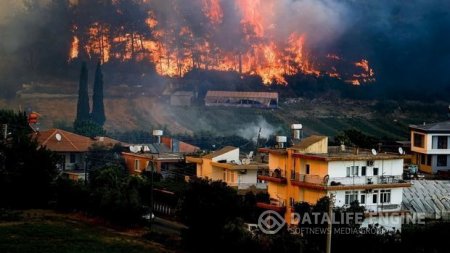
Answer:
258, 168, 287, 179
292, 173, 406, 187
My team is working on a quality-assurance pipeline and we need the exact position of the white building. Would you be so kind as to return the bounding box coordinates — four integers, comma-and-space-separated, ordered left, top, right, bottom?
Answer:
410, 121, 450, 173
186, 146, 267, 190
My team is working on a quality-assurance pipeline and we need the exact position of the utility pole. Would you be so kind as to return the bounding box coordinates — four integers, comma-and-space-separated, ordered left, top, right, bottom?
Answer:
149, 156, 155, 229
2, 124, 7, 140
326, 194, 335, 253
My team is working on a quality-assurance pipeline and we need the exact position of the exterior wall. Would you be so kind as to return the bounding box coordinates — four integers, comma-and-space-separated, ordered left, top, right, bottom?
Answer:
410, 130, 429, 154
298, 158, 328, 177
123, 154, 150, 174
212, 149, 239, 163
330, 188, 403, 210
298, 188, 326, 204
267, 182, 288, 206
302, 138, 328, 153
327, 159, 403, 178
431, 154, 450, 173
268, 153, 287, 172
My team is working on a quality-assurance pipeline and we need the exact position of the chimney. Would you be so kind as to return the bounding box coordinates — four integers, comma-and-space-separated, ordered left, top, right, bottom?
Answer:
152, 130, 163, 144
276, 136, 287, 149
291, 124, 303, 140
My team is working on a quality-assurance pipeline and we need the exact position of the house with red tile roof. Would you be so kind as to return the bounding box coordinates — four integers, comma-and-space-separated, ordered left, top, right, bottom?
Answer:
33, 129, 123, 180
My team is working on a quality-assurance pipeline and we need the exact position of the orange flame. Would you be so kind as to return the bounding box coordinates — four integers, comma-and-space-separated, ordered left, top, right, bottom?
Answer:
68, 0, 375, 86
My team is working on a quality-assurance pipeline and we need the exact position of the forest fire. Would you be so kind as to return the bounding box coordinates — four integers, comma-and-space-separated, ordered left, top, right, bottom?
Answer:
68, 0, 375, 86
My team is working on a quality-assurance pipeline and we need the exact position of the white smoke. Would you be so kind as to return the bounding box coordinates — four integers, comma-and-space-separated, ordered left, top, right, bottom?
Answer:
236, 117, 282, 142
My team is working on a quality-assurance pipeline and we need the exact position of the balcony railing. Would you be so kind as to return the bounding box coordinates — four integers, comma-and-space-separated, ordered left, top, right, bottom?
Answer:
291, 173, 409, 189
364, 204, 401, 212
257, 169, 287, 184
256, 198, 287, 212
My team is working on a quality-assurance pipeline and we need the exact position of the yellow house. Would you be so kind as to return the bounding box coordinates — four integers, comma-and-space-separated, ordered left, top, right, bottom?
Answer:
258, 135, 411, 229
186, 146, 268, 190
409, 121, 450, 173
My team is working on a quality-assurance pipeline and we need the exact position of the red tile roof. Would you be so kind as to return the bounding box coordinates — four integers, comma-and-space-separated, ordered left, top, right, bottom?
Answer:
33, 129, 122, 152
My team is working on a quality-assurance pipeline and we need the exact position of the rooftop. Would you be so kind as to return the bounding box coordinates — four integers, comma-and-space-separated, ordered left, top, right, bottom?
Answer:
293, 146, 405, 161
205, 90, 278, 99
33, 129, 122, 152
291, 135, 327, 150
410, 120, 450, 133
203, 146, 238, 159
403, 180, 450, 220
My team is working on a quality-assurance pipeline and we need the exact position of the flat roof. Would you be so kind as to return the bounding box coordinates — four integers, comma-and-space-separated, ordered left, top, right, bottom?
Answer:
260, 146, 405, 161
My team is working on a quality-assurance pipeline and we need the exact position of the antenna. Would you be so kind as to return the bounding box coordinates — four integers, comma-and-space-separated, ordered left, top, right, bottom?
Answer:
55, 133, 62, 142
398, 147, 404, 155
371, 149, 377, 156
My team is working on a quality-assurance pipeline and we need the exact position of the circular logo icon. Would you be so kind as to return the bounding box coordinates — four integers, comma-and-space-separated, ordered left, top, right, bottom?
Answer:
258, 210, 286, 234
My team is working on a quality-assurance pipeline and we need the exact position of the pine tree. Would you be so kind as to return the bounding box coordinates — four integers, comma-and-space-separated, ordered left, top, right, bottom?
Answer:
75, 62, 90, 122
91, 61, 106, 126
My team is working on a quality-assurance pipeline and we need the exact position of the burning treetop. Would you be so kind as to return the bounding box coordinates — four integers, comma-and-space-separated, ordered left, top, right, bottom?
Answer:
68, 0, 375, 85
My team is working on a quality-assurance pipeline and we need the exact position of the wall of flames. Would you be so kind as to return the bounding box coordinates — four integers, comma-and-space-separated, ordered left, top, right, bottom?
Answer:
68, 0, 375, 85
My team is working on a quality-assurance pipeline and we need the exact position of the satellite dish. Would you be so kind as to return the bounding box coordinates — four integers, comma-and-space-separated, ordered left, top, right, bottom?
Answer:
129, 146, 139, 153
371, 149, 377, 156
242, 158, 251, 165
398, 147, 404, 155
55, 133, 62, 142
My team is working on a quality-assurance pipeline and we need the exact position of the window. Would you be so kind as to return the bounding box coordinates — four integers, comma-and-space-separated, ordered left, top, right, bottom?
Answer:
134, 159, 140, 172
427, 155, 432, 166
69, 153, 76, 163
380, 190, 391, 203
437, 155, 448, 167
361, 166, 367, 176
438, 136, 448, 149
306, 164, 310, 174
360, 194, 366, 204
372, 190, 378, 204
346, 166, 359, 177
420, 154, 427, 165
373, 167, 379, 176
352, 166, 359, 176
345, 191, 358, 205
413, 133, 425, 148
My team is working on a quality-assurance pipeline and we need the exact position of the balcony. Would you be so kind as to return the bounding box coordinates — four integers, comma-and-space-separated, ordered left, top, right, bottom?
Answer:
256, 198, 287, 213
291, 173, 411, 190
257, 169, 287, 184
364, 204, 401, 213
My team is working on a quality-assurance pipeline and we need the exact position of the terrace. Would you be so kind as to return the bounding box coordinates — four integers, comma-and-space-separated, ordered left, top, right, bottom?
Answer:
291, 173, 411, 190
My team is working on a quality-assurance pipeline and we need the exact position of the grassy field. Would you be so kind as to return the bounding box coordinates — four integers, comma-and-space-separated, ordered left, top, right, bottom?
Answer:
0, 211, 173, 253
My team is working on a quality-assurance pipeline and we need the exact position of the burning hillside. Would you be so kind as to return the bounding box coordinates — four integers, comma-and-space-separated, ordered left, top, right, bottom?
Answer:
68, 0, 375, 85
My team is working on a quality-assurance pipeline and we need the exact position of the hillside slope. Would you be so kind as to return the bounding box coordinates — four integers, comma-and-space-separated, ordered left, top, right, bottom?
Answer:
2, 95, 447, 140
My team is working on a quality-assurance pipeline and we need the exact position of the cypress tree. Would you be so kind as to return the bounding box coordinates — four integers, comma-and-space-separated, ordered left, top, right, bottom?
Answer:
91, 61, 106, 126
75, 61, 90, 122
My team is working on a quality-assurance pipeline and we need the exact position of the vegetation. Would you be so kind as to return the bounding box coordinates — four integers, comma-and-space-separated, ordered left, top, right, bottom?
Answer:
73, 119, 106, 138
75, 61, 90, 122
91, 62, 106, 126
0, 219, 163, 253
0, 110, 58, 209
